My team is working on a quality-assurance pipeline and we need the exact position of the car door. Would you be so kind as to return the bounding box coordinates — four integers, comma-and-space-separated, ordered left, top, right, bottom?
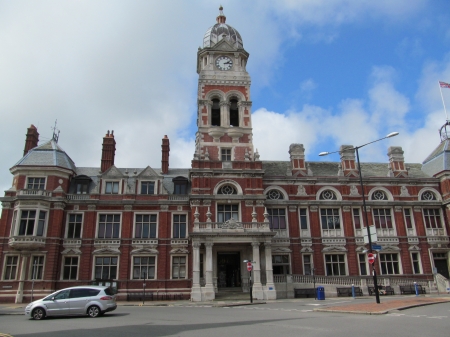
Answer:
44, 290, 71, 316
68, 288, 91, 315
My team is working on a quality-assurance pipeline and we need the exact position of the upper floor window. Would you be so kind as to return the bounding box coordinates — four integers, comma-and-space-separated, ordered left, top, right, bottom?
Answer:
217, 204, 238, 222
299, 209, 308, 230
105, 181, 119, 194
18, 210, 47, 236
27, 177, 45, 190
423, 209, 442, 229
229, 99, 239, 126
352, 208, 361, 229
218, 184, 237, 195
97, 214, 121, 239
221, 149, 231, 161
173, 176, 188, 195
404, 208, 413, 229
135, 214, 157, 238
267, 209, 286, 231
140, 181, 155, 195
371, 190, 388, 200
267, 189, 284, 200
373, 209, 393, 228
421, 191, 437, 201
67, 214, 82, 238
320, 209, 340, 230
319, 190, 337, 200
211, 99, 221, 126
173, 214, 187, 238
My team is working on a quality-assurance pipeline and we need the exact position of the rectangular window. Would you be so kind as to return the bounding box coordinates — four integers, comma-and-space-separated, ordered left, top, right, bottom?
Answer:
299, 209, 308, 230
76, 183, 89, 194
217, 204, 238, 222
105, 181, 119, 194
267, 209, 286, 230
140, 181, 155, 195
3, 256, 18, 280
358, 254, 367, 276
132, 256, 156, 279
411, 252, 421, 274
18, 210, 46, 236
172, 256, 186, 279
31, 256, 44, 280
404, 208, 413, 229
173, 214, 186, 238
27, 177, 45, 190
303, 254, 312, 275
272, 255, 290, 275
373, 209, 393, 228
221, 148, 231, 161
423, 209, 442, 228
320, 209, 340, 229
67, 214, 82, 238
97, 214, 121, 239
135, 214, 157, 238
325, 254, 346, 276
63, 256, 78, 280
353, 208, 361, 229
95, 256, 118, 279
10, 210, 17, 236
174, 183, 187, 194
380, 253, 400, 275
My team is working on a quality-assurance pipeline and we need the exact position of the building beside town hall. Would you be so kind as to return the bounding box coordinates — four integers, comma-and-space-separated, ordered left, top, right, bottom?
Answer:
1, 8, 449, 303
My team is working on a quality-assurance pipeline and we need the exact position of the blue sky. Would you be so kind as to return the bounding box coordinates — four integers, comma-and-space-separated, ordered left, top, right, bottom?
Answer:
1, 0, 450, 204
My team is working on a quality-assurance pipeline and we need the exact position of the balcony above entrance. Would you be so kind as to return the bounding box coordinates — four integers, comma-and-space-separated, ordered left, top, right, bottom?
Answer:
193, 218, 271, 233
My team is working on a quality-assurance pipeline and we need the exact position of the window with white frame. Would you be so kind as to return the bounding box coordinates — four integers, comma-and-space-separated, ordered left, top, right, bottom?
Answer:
97, 214, 121, 239
299, 209, 308, 230
135, 214, 157, 238
353, 208, 361, 230
358, 254, 368, 276
373, 209, 393, 228
421, 191, 437, 200
95, 256, 118, 279
217, 204, 238, 222
217, 185, 237, 195
325, 254, 346, 276
379, 253, 400, 275
17, 210, 47, 236
140, 181, 155, 195
423, 208, 442, 229
173, 214, 186, 238
272, 255, 290, 275
266, 189, 284, 200
27, 177, 45, 190
3, 256, 18, 280
221, 148, 231, 161
172, 256, 186, 279
411, 252, 421, 274
10, 210, 18, 237
303, 254, 312, 275
67, 214, 82, 238
319, 190, 337, 200
132, 256, 156, 279
320, 209, 341, 237
267, 209, 286, 233
104, 181, 119, 194
62, 256, 78, 280
403, 208, 415, 235
371, 190, 388, 200
30, 256, 44, 280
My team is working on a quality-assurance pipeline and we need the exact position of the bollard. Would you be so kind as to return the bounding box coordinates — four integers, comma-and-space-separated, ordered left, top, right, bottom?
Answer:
352, 284, 355, 298
414, 282, 419, 296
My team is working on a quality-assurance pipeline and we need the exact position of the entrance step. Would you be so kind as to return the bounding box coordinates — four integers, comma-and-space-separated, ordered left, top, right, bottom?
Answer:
215, 287, 249, 301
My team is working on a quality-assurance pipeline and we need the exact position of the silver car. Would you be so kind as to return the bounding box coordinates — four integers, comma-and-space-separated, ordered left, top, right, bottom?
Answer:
25, 286, 117, 320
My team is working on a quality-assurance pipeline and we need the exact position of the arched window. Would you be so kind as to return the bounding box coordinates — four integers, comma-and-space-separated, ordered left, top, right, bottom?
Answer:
319, 190, 337, 200
211, 99, 221, 126
217, 184, 237, 195
371, 190, 387, 201
172, 176, 189, 195
421, 191, 436, 201
266, 189, 284, 200
229, 99, 239, 126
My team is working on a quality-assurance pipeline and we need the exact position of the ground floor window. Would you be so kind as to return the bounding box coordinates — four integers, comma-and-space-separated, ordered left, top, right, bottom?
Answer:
63, 256, 78, 280
325, 254, 346, 276
95, 256, 118, 280
3, 256, 18, 280
380, 253, 400, 275
303, 254, 312, 275
411, 252, 421, 274
133, 256, 156, 279
358, 254, 368, 276
272, 255, 290, 275
172, 256, 186, 279
30, 256, 44, 280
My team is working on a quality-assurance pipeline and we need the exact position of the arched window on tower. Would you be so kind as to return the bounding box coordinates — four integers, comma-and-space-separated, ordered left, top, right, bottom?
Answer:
211, 99, 221, 126
229, 99, 239, 126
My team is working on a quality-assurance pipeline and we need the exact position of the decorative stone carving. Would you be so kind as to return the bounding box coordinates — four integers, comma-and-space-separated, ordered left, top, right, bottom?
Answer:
400, 185, 410, 197
53, 202, 66, 210
414, 206, 422, 212
124, 205, 133, 211
221, 218, 243, 229
349, 185, 359, 196
87, 205, 96, 211
206, 207, 212, 222
1, 202, 11, 209
203, 200, 212, 207
395, 206, 402, 212
255, 200, 265, 207
297, 185, 307, 196
190, 200, 201, 207
342, 206, 351, 212
288, 206, 297, 212
245, 200, 254, 206
160, 205, 169, 211
310, 205, 318, 212
74, 205, 79, 211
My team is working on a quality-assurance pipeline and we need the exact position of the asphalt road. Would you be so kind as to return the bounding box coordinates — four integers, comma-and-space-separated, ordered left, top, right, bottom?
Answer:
1, 301, 449, 337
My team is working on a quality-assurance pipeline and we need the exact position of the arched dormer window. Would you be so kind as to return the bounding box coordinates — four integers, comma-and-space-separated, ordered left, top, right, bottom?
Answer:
72, 175, 92, 194
421, 191, 436, 201
217, 184, 237, 195
319, 190, 337, 200
230, 99, 239, 126
211, 99, 221, 126
371, 190, 388, 201
267, 189, 284, 200
172, 176, 188, 195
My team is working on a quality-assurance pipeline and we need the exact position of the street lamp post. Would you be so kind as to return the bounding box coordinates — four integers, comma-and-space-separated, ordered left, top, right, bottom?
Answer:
319, 132, 399, 305
142, 271, 147, 305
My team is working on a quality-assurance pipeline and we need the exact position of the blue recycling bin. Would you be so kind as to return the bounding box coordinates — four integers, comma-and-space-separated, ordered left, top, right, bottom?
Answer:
317, 286, 325, 300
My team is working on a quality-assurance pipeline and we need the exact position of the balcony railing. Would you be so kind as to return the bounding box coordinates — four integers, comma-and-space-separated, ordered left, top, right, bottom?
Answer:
193, 219, 271, 233
9, 236, 46, 250
67, 194, 91, 200
18, 189, 52, 197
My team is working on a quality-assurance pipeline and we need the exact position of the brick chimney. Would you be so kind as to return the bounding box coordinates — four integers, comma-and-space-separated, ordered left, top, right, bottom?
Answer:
23, 124, 39, 156
387, 146, 408, 177
340, 145, 358, 177
289, 144, 307, 176
161, 135, 170, 174
101, 130, 116, 173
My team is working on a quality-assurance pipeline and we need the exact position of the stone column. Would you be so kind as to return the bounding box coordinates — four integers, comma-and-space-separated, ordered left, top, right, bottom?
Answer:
190, 241, 202, 302
264, 243, 276, 299
251, 242, 264, 299
15, 254, 29, 303
204, 242, 215, 300
220, 101, 230, 127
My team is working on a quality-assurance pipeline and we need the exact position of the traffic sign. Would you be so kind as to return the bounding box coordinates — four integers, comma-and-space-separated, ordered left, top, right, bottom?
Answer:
372, 245, 382, 251
247, 262, 253, 271
367, 253, 375, 264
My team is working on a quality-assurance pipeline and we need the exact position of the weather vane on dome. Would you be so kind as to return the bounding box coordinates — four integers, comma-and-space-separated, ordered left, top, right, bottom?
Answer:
51, 119, 60, 143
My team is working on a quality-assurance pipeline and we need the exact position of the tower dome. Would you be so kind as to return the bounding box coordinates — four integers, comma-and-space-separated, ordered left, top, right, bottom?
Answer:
203, 6, 243, 49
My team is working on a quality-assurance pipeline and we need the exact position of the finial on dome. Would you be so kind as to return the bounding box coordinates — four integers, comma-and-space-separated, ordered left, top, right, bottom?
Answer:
216, 5, 226, 24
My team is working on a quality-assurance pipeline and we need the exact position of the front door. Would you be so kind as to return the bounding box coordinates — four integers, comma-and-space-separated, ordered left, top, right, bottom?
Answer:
217, 252, 241, 288
434, 259, 449, 279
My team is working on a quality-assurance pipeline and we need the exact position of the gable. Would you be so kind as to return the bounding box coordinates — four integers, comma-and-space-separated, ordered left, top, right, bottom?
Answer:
137, 166, 161, 178
102, 165, 125, 178
212, 39, 237, 52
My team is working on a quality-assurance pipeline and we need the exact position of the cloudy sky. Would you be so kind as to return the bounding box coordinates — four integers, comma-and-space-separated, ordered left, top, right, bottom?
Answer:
1, 0, 450, 202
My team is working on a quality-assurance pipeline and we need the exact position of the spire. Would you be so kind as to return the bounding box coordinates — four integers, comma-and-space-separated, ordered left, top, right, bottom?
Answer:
216, 5, 226, 24
51, 119, 60, 143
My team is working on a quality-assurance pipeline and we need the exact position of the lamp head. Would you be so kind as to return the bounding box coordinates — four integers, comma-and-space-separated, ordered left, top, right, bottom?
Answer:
386, 132, 399, 138
319, 152, 329, 156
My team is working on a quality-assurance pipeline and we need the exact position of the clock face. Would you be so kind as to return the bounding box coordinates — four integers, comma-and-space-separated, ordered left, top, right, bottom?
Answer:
215, 56, 233, 71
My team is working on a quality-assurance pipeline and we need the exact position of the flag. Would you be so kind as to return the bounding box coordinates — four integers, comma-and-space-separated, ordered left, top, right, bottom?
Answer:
440, 81, 450, 88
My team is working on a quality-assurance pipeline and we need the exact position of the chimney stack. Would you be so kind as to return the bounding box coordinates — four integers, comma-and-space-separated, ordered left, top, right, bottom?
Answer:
101, 130, 116, 172
23, 124, 39, 157
340, 145, 358, 177
161, 135, 170, 174
387, 146, 408, 177
289, 144, 307, 176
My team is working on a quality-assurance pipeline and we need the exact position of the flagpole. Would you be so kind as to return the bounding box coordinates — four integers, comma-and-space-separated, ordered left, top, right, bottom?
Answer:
439, 81, 449, 121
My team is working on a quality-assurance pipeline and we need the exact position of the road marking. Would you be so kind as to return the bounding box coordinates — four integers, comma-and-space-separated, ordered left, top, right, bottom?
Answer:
427, 316, 447, 319
306, 304, 321, 306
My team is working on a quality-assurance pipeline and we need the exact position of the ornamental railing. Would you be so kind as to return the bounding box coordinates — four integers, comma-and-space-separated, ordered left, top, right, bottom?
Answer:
18, 189, 52, 197
193, 219, 271, 233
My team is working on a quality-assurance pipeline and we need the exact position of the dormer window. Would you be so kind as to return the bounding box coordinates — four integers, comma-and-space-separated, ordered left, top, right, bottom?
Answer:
173, 176, 188, 195
72, 175, 92, 195
27, 177, 45, 190
140, 181, 155, 195
105, 181, 119, 194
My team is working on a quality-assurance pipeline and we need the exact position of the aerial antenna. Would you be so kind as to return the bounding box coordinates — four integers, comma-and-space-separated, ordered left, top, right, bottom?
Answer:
51, 119, 60, 143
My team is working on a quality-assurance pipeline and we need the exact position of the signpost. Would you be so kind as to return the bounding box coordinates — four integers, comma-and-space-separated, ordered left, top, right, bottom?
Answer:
244, 260, 254, 303
247, 262, 253, 272
371, 245, 382, 251
368, 253, 375, 264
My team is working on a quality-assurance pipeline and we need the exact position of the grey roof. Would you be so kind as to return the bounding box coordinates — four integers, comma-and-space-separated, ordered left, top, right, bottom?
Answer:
422, 139, 450, 164
203, 23, 243, 49
13, 139, 76, 171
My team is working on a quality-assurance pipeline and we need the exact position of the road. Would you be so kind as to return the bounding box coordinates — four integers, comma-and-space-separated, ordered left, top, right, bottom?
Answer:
1, 300, 449, 337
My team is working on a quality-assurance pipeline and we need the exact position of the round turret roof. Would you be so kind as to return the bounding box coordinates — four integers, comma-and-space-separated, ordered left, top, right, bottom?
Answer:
203, 6, 243, 49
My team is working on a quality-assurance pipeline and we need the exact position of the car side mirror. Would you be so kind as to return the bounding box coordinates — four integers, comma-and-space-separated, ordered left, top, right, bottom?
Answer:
51, 297, 56, 301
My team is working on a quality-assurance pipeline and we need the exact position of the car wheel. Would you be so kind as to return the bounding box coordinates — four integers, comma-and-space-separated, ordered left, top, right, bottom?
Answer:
32, 307, 45, 320
87, 305, 100, 318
